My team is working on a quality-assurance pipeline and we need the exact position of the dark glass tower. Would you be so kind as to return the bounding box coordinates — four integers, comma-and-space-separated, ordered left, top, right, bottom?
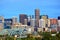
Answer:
19, 14, 28, 25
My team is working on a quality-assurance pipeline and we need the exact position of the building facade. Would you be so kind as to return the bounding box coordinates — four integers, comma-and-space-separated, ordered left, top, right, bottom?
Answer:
30, 19, 35, 27
39, 19, 45, 28
57, 16, 60, 31
12, 16, 17, 25
40, 15, 48, 27
4, 18, 12, 29
35, 9, 40, 27
0, 16, 4, 31
50, 19, 58, 32
19, 14, 28, 25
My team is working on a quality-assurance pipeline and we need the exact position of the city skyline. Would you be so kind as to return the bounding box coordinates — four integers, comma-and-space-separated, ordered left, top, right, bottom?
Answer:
0, 0, 60, 19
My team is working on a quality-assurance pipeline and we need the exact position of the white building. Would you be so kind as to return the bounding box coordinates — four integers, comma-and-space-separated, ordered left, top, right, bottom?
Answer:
31, 19, 35, 27
47, 19, 50, 27
39, 19, 45, 28
12, 16, 17, 25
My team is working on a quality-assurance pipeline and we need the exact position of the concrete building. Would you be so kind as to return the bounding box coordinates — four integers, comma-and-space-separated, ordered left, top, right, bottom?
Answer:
0, 16, 4, 31
50, 18, 58, 32
39, 19, 49, 32
4, 18, 12, 29
47, 19, 50, 27
30, 19, 35, 27
57, 16, 60, 31
19, 14, 28, 25
24, 19, 27, 25
58, 16, 60, 27
35, 9, 40, 27
40, 15, 48, 27
50, 19, 57, 25
11, 23, 22, 29
12, 16, 17, 25
27, 16, 31, 26
39, 19, 45, 28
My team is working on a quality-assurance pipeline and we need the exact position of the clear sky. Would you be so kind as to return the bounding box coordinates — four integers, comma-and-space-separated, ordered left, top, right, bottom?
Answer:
0, 0, 60, 19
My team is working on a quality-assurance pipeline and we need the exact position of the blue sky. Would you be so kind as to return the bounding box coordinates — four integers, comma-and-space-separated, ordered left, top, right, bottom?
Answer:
0, 0, 60, 19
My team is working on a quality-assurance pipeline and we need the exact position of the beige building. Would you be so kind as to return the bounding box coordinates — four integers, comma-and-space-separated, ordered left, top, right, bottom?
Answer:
11, 22, 22, 29
41, 15, 48, 27
0, 16, 4, 31
39, 19, 45, 28
12, 16, 17, 25
24, 19, 27, 25
47, 19, 50, 27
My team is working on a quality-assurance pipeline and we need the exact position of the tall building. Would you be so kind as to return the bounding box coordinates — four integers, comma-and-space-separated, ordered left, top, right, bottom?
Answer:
12, 16, 17, 25
0, 16, 4, 31
35, 9, 40, 27
47, 19, 50, 27
19, 14, 28, 25
31, 19, 35, 27
40, 15, 48, 27
57, 16, 60, 31
39, 19, 45, 28
24, 19, 27, 25
27, 16, 31, 26
50, 19, 57, 25
50, 18, 57, 32
4, 18, 12, 29
58, 16, 60, 27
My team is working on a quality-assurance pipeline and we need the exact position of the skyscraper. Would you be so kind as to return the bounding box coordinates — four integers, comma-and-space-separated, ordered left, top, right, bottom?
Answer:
19, 14, 28, 25
35, 9, 40, 27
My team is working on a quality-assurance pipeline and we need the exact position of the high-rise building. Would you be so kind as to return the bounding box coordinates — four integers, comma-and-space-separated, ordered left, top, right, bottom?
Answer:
40, 15, 48, 27
35, 9, 40, 27
27, 15, 31, 26
50, 19, 57, 25
19, 14, 28, 25
4, 18, 12, 29
0, 16, 4, 31
39, 19, 45, 28
31, 19, 35, 27
50, 18, 57, 32
47, 19, 50, 27
12, 16, 17, 25
24, 19, 27, 25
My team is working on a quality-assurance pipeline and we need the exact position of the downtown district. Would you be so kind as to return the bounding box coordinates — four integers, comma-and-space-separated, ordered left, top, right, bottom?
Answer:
0, 9, 60, 38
